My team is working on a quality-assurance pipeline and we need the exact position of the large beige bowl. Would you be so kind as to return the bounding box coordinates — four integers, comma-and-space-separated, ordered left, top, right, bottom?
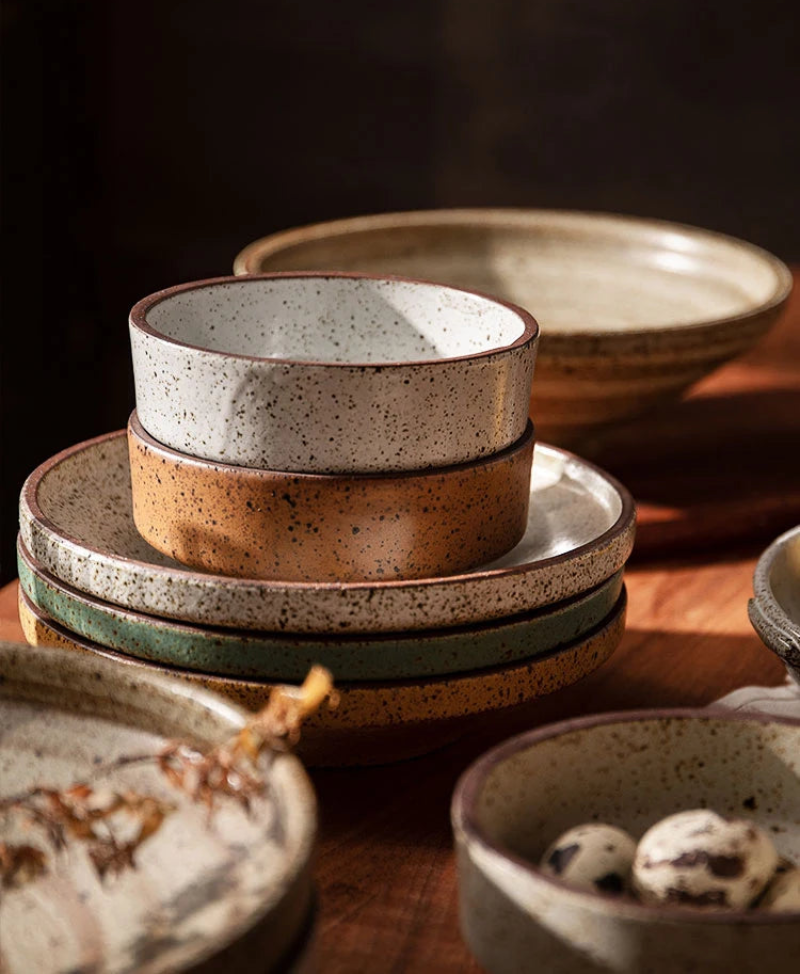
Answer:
235, 210, 792, 445
452, 710, 800, 973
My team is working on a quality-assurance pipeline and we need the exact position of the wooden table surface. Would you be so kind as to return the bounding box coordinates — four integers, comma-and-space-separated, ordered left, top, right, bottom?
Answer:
1, 273, 798, 973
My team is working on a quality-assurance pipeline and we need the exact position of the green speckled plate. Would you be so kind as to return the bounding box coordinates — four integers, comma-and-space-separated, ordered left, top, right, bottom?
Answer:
18, 539, 623, 682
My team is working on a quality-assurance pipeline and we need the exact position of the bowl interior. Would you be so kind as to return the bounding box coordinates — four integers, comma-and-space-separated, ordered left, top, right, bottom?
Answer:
471, 715, 800, 873
241, 212, 788, 335
769, 532, 800, 628
139, 276, 529, 362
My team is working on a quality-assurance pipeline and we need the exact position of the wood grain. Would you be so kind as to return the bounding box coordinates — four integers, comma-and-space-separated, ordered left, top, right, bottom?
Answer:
1, 272, 797, 972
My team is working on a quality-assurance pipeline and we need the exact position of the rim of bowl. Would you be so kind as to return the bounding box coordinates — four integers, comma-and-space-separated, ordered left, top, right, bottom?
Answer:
129, 270, 539, 369
452, 707, 800, 925
752, 524, 800, 637
233, 209, 794, 342
21, 429, 635, 595
128, 410, 535, 481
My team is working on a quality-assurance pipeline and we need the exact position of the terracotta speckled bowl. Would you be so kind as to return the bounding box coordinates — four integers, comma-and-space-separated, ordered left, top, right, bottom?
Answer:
452, 711, 800, 974
234, 210, 792, 446
128, 411, 534, 582
18, 539, 624, 681
20, 431, 634, 633
0, 639, 316, 973
19, 587, 627, 767
749, 524, 800, 684
130, 272, 538, 472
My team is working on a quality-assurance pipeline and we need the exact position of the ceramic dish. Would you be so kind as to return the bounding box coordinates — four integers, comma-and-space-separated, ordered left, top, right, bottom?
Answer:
130, 272, 537, 473
749, 524, 800, 683
234, 209, 792, 445
19, 587, 627, 767
0, 639, 316, 973
18, 540, 624, 681
452, 710, 800, 974
128, 412, 534, 582
20, 432, 634, 634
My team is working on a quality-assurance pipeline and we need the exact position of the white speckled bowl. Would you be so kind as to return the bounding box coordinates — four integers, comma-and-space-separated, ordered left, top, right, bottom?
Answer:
19, 431, 635, 634
130, 272, 538, 473
750, 524, 800, 684
0, 639, 317, 973
452, 710, 800, 974
234, 210, 792, 446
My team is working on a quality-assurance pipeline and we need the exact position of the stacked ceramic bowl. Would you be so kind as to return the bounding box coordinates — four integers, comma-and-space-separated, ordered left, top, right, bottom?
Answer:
18, 271, 636, 765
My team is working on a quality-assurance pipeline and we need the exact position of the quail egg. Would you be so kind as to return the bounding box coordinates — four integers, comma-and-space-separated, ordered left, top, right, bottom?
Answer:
632, 809, 779, 909
760, 865, 800, 912
540, 823, 636, 895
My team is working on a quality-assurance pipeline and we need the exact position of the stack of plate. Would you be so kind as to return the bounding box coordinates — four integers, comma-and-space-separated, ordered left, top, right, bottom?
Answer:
18, 426, 634, 765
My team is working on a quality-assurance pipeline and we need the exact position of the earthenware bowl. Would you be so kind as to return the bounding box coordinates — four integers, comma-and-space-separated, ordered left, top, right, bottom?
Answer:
18, 539, 624, 681
234, 210, 792, 446
130, 272, 538, 472
452, 710, 800, 974
19, 587, 627, 767
128, 412, 534, 582
0, 639, 316, 973
749, 524, 800, 683
20, 431, 634, 633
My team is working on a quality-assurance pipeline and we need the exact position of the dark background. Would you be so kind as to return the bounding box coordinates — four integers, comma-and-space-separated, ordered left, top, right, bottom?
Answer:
2, 0, 798, 582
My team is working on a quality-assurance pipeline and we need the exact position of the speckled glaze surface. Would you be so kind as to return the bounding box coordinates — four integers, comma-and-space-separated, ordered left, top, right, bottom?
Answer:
453, 710, 800, 973
18, 539, 623, 681
749, 524, 800, 684
128, 412, 534, 582
20, 431, 635, 633
130, 272, 537, 472
234, 210, 792, 446
19, 588, 627, 767
0, 639, 317, 973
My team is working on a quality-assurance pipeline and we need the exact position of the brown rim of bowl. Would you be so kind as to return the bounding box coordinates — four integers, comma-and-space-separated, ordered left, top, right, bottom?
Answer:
452, 707, 800, 925
233, 209, 794, 342
129, 410, 536, 482
129, 270, 539, 369
21, 430, 635, 595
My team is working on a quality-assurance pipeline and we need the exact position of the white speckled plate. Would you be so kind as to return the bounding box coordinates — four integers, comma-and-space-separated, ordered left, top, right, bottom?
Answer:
0, 640, 316, 973
20, 432, 635, 634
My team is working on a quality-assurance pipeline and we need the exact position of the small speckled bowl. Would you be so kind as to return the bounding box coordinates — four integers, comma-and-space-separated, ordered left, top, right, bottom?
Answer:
18, 538, 624, 681
0, 638, 316, 973
128, 411, 534, 582
452, 710, 800, 974
130, 272, 538, 472
749, 524, 800, 684
19, 587, 627, 767
234, 210, 792, 446
20, 431, 635, 633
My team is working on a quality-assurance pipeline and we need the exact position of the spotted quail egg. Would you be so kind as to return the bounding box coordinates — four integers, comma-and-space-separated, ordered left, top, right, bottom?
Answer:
760, 865, 800, 912
540, 823, 637, 894
632, 809, 779, 909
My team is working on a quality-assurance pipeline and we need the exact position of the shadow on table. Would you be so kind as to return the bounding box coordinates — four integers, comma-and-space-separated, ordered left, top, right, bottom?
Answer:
578, 388, 800, 562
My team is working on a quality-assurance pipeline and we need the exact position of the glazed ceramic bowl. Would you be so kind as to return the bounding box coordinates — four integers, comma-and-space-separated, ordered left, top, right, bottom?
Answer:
235, 210, 792, 446
0, 638, 316, 973
19, 587, 627, 767
18, 539, 624, 681
128, 411, 534, 582
20, 430, 635, 632
452, 710, 800, 974
130, 272, 538, 472
750, 524, 800, 683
